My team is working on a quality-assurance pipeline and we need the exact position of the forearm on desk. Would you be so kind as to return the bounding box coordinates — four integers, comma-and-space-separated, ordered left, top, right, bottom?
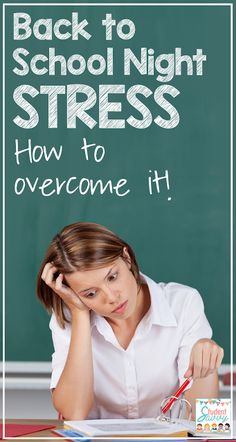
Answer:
184, 372, 219, 419
52, 310, 94, 420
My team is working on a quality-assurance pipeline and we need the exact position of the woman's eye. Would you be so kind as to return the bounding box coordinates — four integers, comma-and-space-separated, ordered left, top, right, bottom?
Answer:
85, 291, 97, 298
108, 272, 118, 282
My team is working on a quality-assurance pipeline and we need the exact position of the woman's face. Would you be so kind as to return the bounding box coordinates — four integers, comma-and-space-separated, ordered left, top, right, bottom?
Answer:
64, 253, 139, 320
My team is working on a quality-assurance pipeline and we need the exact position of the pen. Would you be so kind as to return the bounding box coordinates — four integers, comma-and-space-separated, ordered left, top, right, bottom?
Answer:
161, 377, 192, 414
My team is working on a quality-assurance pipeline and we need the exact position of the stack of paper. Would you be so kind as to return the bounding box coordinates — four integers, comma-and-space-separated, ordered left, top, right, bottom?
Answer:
63, 417, 196, 438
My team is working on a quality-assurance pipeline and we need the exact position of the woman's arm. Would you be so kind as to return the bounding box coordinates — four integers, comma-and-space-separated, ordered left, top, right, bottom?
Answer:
52, 309, 94, 420
41, 263, 94, 420
184, 372, 219, 418
183, 338, 223, 418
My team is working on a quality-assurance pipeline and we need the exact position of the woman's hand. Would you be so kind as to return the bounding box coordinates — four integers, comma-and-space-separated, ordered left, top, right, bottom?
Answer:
184, 338, 224, 380
41, 262, 89, 314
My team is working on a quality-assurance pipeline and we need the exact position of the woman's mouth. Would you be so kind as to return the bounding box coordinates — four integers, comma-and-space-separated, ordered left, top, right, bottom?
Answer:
112, 300, 128, 314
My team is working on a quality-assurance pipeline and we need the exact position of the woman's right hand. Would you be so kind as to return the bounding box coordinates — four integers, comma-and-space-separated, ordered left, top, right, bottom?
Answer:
41, 262, 89, 314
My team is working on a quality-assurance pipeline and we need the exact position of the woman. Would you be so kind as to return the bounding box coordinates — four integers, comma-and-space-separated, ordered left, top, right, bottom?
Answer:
37, 222, 223, 421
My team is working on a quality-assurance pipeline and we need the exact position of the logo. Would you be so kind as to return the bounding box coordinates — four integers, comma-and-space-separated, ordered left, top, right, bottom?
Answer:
195, 399, 231, 435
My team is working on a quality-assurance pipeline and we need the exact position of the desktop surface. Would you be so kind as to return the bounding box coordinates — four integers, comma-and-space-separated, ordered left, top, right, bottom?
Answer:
1, 419, 234, 441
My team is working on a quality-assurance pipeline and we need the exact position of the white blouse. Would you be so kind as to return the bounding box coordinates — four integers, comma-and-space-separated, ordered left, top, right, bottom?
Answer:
49, 273, 212, 419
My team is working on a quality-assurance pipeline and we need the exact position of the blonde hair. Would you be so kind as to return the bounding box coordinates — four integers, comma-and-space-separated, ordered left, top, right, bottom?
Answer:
37, 222, 141, 327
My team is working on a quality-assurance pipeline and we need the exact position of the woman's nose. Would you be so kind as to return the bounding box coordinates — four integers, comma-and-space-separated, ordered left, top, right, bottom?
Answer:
104, 287, 120, 303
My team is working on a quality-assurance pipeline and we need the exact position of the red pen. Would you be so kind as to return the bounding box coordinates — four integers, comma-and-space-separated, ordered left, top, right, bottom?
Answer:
161, 377, 192, 414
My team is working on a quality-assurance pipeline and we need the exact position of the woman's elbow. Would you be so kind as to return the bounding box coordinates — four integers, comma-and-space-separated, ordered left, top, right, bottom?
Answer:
52, 390, 92, 421
63, 411, 89, 420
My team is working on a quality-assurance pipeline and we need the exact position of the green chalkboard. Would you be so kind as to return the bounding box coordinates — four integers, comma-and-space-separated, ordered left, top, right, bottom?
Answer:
3, 1, 232, 363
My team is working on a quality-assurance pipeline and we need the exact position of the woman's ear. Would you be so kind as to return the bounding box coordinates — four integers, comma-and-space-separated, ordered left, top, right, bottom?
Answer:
122, 247, 131, 268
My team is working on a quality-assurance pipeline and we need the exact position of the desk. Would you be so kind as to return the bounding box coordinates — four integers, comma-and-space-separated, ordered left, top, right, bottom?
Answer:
1, 420, 196, 441
2, 420, 234, 441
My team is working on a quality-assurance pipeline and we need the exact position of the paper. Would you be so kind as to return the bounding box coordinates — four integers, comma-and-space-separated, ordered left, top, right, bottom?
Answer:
52, 428, 91, 441
0, 423, 56, 438
64, 417, 195, 436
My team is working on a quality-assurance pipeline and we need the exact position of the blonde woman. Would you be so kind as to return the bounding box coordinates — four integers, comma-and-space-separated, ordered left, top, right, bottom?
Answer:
37, 222, 223, 420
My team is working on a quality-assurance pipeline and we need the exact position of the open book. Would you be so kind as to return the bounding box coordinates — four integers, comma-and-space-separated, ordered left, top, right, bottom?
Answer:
64, 418, 196, 437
